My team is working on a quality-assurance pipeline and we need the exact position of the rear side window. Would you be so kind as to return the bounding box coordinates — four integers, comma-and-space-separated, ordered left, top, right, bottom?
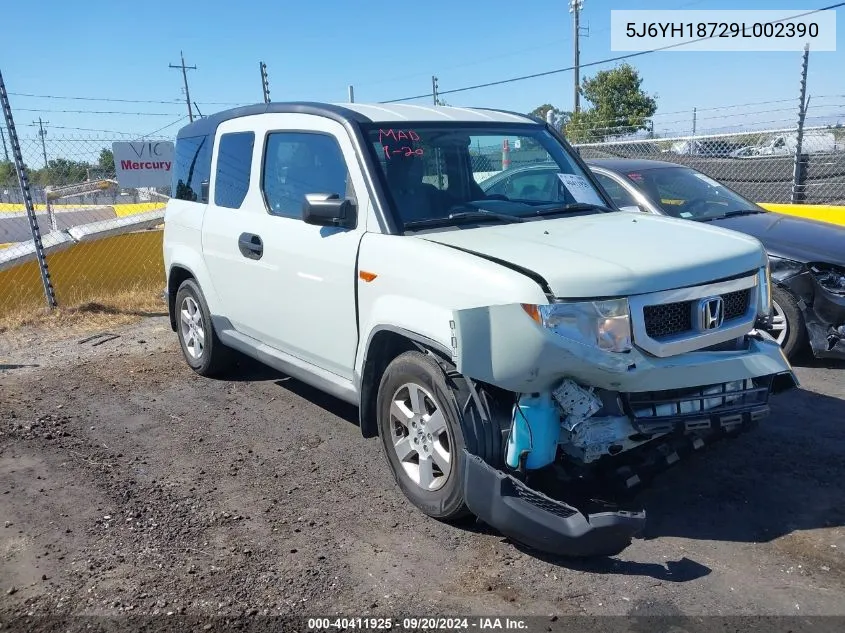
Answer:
172, 134, 212, 202
214, 132, 255, 209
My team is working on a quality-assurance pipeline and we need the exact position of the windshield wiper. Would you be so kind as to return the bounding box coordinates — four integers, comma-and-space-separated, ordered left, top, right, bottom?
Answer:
403, 209, 526, 230
721, 209, 768, 217
697, 209, 768, 222
528, 202, 616, 217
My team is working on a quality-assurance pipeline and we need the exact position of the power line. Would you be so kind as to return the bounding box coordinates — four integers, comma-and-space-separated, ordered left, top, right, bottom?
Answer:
8, 92, 244, 106
140, 115, 189, 139
15, 107, 181, 116
22, 124, 142, 135
355, 0, 709, 91
381, 2, 845, 104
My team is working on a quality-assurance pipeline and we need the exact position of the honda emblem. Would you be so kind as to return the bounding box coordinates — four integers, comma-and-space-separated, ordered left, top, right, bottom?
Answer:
697, 296, 725, 331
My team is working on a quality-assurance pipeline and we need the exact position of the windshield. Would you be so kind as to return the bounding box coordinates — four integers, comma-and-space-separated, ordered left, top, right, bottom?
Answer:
363, 123, 612, 231
623, 166, 762, 220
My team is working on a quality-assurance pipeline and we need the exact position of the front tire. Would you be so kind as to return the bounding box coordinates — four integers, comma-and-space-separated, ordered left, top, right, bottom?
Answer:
174, 279, 232, 377
376, 350, 504, 522
768, 285, 808, 361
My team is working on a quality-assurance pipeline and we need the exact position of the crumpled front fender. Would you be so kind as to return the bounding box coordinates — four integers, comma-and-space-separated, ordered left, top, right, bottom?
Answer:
450, 303, 797, 394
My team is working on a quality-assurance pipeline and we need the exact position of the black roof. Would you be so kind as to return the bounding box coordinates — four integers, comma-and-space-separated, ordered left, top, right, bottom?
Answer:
585, 158, 687, 172
175, 102, 373, 140
175, 102, 545, 141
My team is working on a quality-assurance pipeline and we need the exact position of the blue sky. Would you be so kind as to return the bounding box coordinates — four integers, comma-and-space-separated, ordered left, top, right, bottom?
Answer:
0, 0, 843, 150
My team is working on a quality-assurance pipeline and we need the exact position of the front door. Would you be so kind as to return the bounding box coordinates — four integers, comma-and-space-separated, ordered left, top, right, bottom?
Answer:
202, 113, 368, 381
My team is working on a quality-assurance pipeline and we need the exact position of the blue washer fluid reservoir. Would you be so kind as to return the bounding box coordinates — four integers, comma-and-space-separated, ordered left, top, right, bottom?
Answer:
505, 391, 561, 470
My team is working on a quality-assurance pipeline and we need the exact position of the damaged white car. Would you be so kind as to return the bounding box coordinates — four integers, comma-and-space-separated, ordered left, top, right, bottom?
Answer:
163, 102, 799, 558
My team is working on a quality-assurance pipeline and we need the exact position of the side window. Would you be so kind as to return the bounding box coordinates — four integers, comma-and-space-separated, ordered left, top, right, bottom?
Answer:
593, 172, 638, 208
214, 132, 255, 209
262, 132, 352, 219
172, 134, 212, 202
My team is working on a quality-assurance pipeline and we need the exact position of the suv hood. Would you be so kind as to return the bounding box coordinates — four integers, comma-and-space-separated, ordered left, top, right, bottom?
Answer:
417, 213, 766, 298
706, 211, 845, 266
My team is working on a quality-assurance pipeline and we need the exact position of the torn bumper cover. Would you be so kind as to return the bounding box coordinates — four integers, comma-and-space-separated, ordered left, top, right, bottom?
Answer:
462, 450, 646, 558
804, 286, 845, 359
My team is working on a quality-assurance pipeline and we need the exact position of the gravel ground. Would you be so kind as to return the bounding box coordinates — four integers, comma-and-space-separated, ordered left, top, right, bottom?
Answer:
1, 316, 844, 626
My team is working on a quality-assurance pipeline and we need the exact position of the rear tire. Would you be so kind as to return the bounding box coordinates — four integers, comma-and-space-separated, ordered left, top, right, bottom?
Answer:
174, 279, 232, 377
376, 350, 504, 522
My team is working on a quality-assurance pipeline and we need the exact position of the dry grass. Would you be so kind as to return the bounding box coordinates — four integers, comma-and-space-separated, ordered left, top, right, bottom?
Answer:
0, 282, 167, 338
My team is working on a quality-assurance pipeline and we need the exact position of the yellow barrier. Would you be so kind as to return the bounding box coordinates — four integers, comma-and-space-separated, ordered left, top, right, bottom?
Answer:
114, 202, 166, 217
0, 202, 166, 215
758, 203, 845, 227
0, 229, 164, 317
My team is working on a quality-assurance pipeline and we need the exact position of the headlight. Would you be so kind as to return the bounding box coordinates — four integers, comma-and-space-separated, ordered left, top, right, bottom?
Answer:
768, 255, 805, 282
522, 298, 632, 353
757, 261, 773, 318
811, 265, 845, 294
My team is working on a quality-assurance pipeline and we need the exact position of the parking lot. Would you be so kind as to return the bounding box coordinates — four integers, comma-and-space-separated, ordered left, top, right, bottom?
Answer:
1, 315, 844, 619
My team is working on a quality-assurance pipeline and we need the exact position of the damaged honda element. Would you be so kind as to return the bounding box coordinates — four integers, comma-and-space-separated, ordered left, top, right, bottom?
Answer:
163, 102, 799, 558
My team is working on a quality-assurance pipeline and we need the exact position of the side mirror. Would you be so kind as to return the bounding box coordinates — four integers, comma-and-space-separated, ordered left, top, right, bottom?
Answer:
619, 205, 643, 213
302, 193, 356, 229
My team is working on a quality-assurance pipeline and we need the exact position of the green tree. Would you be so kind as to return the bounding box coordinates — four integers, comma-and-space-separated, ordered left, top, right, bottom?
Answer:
0, 160, 41, 186
529, 104, 570, 130
39, 158, 90, 186
564, 63, 657, 143
0, 160, 16, 186
98, 148, 115, 173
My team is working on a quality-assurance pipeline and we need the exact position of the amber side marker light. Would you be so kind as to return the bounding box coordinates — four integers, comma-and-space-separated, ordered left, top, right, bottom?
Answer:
521, 304, 541, 323
359, 271, 378, 282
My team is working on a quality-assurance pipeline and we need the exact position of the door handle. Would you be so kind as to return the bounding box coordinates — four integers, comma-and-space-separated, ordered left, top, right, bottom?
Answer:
238, 233, 263, 259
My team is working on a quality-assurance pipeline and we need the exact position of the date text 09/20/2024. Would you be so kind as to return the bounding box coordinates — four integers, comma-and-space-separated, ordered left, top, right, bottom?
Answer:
307, 617, 530, 630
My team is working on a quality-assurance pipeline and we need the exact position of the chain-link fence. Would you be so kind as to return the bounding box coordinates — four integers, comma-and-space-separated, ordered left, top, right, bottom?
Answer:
2, 112, 844, 335
0, 131, 171, 329
573, 126, 845, 205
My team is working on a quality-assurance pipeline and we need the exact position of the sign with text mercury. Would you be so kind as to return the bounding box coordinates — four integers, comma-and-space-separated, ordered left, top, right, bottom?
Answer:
112, 141, 175, 188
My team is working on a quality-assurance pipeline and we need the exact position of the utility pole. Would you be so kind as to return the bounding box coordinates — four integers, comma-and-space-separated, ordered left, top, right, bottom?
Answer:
792, 43, 811, 204
33, 117, 57, 231
432, 76, 439, 106
570, 0, 584, 113
169, 51, 197, 122
690, 107, 697, 155
0, 125, 9, 162
35, 117, 49, 168
260, 61, 270, 103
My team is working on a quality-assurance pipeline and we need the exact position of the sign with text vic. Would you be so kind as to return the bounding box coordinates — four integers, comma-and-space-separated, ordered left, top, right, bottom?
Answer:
112, 141, 175, 188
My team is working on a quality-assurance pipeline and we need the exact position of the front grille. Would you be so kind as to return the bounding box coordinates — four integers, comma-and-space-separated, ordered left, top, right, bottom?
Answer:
643, 301, 692, 338
723, 288, 751, 320
621, 377, 773, 436
643, 288, 753, 338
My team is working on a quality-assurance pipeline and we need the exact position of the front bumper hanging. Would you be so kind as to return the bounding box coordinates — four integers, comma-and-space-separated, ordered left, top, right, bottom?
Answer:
462, 450, 646, 558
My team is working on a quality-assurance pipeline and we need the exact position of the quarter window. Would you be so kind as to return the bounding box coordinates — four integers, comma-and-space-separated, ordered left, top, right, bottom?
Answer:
261, 132, 352, 219
593, 172, 638, 208
172, 134, 212, 202
214, 132, 255, 209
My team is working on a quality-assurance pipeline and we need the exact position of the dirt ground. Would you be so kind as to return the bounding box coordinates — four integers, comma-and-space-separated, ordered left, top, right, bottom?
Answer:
1, 315, 845, 625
